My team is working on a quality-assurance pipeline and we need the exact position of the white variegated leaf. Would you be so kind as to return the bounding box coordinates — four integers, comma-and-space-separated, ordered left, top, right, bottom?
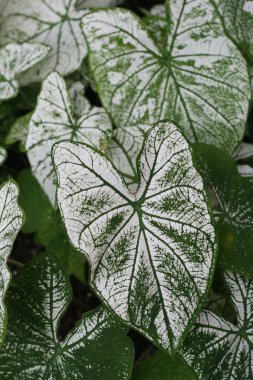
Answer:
82, 4, 250, 153
0, 253, 134, 379
107, 125, 149, 191
0, 0, 90, 81
0, 180, 23, 345
237, 164, 253, 177
53, 121, 216, 352
26, 72, 112, 206
0, 43, 50, 100
0, 148, 6, 166
67, 80, 91, 117
233, 142, 253, 160
181, 271, 253, 380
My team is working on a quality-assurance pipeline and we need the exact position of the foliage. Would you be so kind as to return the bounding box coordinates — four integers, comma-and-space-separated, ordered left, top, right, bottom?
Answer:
0, 0, 253, 379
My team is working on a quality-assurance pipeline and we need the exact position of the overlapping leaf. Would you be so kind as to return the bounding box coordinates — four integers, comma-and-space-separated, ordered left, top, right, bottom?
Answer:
181, 271, 253, 380
26, 72, 112, 206
0, 180, 23, 345
0, 148, 6, 166
0, 43, 49, 100
212, 0, 253, 62
76, 0, 123, 9
53, 121, 216, 352
193, 144, 253, 278
5, 112, 31, 152
107, 125, 149, 191
0, 0, 90, 81
82, 2, 250, 153
0, 253, 134, 379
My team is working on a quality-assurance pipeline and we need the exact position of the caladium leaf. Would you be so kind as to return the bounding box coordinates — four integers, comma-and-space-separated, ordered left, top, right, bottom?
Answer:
143, 4, 168, 47
5, 112, 31, 152
0, 180, 23, 345
0, 43, 50, 100
82, 4, 250, 153
212, 0, 253, 63
107, 125, 149, 190
193, 144, 253, 278
132, 350, 196, 380
233, 142, 253, 161
237, 164, 253, 177
0, 148, 6, 166
0, 0, 90, 81
0, 252, 134, 379
53, 121, 216, 352
181, 270, 253, 380
26, 71, 112, 207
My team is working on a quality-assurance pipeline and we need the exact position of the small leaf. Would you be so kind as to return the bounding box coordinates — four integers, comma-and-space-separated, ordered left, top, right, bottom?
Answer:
16, 169, 52, 233
0, 0, 90, 81
143, 4, 168, 47
181, 270, 253, 380
38, 211, 86, 283
82, 4, 250, 153
0, 253, 134, 379
132, 350, 196, 380
0, 148, 6, 166
107, 125, 149, 191
5, 112, 31, 152
237, 164, 253, 177
233, 142, 253, 161
0, 43, 50, 100
193, 144, 253, 278
76, 0, 123, 9
26, 72, 112, 206
53, 121, 216, 352
0, 180, 23, 345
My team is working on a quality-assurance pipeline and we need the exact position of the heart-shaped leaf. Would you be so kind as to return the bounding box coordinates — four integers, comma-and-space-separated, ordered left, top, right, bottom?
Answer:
82, 4, 250, 153
53, 121, 216, 352
0, 252, 134, 379
212, 0, 253, 63
0, 148, 6, 166
26, 71, 112, 206
0, 180, 24, 345
0, 43, 50, 100
0, 0, 90, 81
181, 270, 253, 380
107, 125, 149, 191
193, 144, 253, 278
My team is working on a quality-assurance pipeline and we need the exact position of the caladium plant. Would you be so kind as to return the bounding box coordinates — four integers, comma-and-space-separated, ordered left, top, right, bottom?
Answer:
1, 0, 253, 378
52, 121, 217, 352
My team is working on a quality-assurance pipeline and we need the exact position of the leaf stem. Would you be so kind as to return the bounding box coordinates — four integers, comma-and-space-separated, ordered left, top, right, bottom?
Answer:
7, 258, 24, 268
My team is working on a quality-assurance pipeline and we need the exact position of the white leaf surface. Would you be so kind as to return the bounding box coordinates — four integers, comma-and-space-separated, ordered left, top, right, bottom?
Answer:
26, 72, 112, 206
76, 0, 123, 9
0, 180, 23, 345
0, 148, 6, 166
82, 4, 250, 153
182, 271, 253, 380
53, 121, 216, 352
0, 0, 90, 81
0, 43, 50, 100
237, 164, 253, 177
233, 142, 253, 160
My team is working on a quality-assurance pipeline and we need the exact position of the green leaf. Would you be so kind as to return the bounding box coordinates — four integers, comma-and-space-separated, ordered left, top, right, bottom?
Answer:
5, 112, 31, 152
53, 121, 216, 352
0, 147, 6, 166
38, 211, 86, 283
82, 4, 250, 153
0, 43, 49, 100
212, 0, 253, 63
26, 72, 112, 206
0, 180, 24, 345
132, 350, 196, 380
181, 270, 253, 380
16, 169, 52, 233
0, 252, 134, 379
107, 125, 149, 191
0, 0, 90, 81
143, 4, 168, 47
193, 143, 253, 278
67, 80, 91, 118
